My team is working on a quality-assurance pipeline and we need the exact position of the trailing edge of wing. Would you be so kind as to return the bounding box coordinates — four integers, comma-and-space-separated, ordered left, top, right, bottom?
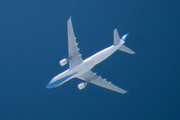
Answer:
78, 71, 127, 94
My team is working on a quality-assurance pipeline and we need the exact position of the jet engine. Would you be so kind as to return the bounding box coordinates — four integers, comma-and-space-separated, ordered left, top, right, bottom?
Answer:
59, 58, 68, 66
78, 82, 87, 90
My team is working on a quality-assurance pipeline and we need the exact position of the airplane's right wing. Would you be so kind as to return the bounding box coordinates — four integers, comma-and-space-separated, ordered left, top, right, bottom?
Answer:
67, 17, 83, 69
77, 71, 127, 94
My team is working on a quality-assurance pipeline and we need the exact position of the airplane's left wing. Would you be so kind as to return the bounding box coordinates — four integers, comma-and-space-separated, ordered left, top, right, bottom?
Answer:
67, 17, 83, 69
77, 71, 127, 94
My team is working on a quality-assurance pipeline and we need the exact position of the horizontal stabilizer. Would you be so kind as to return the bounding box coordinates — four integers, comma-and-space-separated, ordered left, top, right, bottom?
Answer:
119, 45, 135, 54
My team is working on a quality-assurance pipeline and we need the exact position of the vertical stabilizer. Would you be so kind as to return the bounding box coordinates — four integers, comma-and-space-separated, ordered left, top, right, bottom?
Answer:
113, 29, 120, 45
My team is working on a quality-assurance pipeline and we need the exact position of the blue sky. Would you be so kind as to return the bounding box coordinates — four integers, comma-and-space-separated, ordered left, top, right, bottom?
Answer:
0, 0, 180, 120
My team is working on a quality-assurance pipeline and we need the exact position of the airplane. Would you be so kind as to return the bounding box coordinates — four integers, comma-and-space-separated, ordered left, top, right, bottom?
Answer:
46, 17, 135, 94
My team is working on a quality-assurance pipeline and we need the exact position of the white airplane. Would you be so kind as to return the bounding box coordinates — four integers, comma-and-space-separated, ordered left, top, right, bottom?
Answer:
46, 17, 135, 94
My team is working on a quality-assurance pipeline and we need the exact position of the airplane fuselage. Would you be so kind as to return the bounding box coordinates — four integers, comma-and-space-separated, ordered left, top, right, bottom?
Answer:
46, 41, 125, 88
46, 17, 135, 94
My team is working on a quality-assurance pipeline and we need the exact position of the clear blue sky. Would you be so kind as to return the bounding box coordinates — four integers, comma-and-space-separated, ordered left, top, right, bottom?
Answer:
0, 0, 180, 120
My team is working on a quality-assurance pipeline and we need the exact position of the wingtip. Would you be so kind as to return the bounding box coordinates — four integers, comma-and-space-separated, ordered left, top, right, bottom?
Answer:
122, 91, 129, 94
130, 51, 135, 54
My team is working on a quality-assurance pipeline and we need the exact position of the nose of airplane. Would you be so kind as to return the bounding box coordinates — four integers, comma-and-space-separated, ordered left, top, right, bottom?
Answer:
46, 77, 57, 89
46, 82, 55, 89
46, 72, 77, 89
46, 83, 51, 88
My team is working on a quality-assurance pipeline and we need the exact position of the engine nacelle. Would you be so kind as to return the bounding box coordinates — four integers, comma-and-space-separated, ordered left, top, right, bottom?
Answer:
59, 58, 68, 66
78, 82, 87, 90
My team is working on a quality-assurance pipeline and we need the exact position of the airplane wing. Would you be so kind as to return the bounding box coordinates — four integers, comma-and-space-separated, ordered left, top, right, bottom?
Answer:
67, 17, 83, 69
77, 71, 127, 94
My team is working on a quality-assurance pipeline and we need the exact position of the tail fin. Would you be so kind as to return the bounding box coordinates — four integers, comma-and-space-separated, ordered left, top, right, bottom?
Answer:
118, 45, 135, 54
121, 33, 129, 41
113, 28, 120, 45
113, 29, 129, 45
113, 28, 135, 54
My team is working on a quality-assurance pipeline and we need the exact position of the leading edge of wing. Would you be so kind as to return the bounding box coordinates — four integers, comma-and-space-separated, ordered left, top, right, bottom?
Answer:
77, 71, 128, 94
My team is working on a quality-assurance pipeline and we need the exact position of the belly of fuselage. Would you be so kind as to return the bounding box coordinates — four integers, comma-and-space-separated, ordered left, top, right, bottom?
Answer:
89, 45, 119, 65
47, 59, 95, 88
47, 43, 122, 88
